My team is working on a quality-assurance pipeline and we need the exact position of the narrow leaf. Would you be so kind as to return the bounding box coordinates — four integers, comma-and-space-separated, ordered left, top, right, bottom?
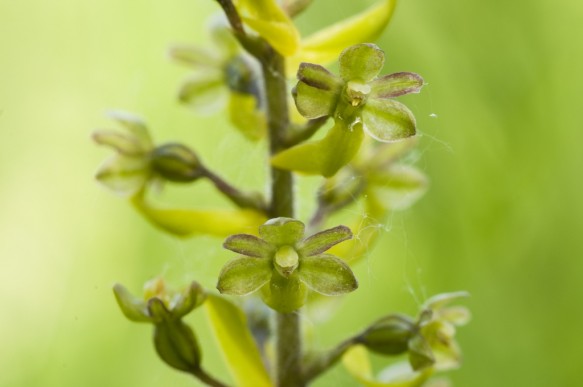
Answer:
288, 0, 397, 70
205, 294, 273, 387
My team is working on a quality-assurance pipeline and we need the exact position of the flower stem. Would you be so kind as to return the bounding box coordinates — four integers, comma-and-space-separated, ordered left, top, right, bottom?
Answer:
191, 367, 228, 387
261, 44, 303, 386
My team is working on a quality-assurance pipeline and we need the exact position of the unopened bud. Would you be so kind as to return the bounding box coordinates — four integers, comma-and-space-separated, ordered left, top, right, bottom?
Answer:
153, 319, 202, 373
151, 143, 203, 182
360, 314, 416, 355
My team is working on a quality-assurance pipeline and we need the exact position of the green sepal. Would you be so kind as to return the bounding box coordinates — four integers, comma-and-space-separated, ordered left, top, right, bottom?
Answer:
147, 297, 173, 323
298, 254, 358, 296
271, 120, 364, 177
204, 295, 272, 386
258, 217, 305, 246
260, 271, 307, 313
339, 43, 384, 82
422, 291, 470, 312
178, 72, 227, 111
153, 320, 202, 373
361, 99, 417, 142
223, 234, 275, 258
217, 257, 273, 296
297, 225, 352, 256
107, 110, 153, 150
95, 156, 150, 196
172, 282, 207, 319
287, 0, 397, 71
113, 283, 151, 323
360, 314, 416, 356
293, 63, 342, 119
408, 333, 435, 371
168, 45, 223, 68
368, 165, 428, 211
92, 130, 146, 156
369, 72, 424, 99
131, 192, 266, 237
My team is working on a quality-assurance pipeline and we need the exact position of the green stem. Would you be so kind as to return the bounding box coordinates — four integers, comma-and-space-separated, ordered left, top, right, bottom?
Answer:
192, 367, 229, 387
276, 312, 303, 387
202, 167, 268, 212
261, 44, 303, 387
302, 336, 359, 383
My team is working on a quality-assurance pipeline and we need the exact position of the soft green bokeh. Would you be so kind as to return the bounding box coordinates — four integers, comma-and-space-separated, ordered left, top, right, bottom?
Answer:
1, 0, 581, 386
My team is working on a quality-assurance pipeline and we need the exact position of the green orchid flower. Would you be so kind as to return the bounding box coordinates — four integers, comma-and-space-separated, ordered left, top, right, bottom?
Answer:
113, 279, 207, 373
93, 112, 266, 238
170, 24, 266, 140
217, 217, 357, 312
272, 43, 424, 177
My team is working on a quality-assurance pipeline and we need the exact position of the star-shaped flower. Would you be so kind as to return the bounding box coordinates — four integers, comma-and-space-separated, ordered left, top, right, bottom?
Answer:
272, 43, 424, 177
217, 217, 357, 312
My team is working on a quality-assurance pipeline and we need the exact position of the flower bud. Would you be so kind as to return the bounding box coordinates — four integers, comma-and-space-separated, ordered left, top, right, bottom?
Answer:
153, 318, 202, 373
360, 314, 416, 355
151, 143, 203, 182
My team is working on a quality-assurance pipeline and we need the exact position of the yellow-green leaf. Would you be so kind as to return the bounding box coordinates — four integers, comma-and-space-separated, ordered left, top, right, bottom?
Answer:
235, 0, 300, 56
204, 294, 272, 387
131, 193, 265, 237
288, 0, 397, 70
271, 121, 364, 177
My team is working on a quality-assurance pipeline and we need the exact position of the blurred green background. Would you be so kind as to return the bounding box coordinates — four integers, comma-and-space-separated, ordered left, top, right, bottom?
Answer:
1, 0, 582, 386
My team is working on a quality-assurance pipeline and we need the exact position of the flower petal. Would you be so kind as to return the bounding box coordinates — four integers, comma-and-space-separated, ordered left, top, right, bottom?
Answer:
179, 72, 228, 112
92, 130, 147, 156
258, 217, 305, 246
260, 272, 307, 312
168, 45, 223, 68
107, 111, 153, 150
298, 254, 358, 295
370, 72, 424, 99
361, 99, 417, 142
423, 291, 470, 312
217, 257, 273, 296
228, 91, 267, 141
271, 120, 364, 177
368, 164, 428, 211
297, 225, 352, 256
172, 282, 207, 319
287, 0, 397, 71
113, 284, 152, 323
408, 333, 435, 371
95, 156, 150, 196
131, 192, 266, 237
339, 43, 384, 82
223, 234, 276, 258
293, 63, 343, 119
